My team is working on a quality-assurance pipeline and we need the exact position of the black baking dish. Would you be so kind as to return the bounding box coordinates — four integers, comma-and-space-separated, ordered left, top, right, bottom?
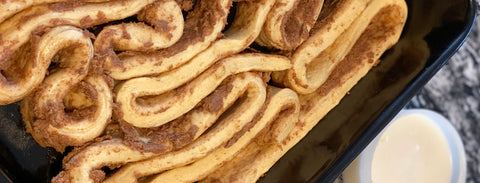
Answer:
0, 0, 476, 182
259, 0, 477, 182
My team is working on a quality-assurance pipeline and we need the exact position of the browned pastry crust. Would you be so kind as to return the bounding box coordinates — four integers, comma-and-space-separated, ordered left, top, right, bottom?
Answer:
0, 0, 157, 104
0, 0, 408, 182
256, 0, 325, 50
204, 1, 408, 181
17, 26, 113, 152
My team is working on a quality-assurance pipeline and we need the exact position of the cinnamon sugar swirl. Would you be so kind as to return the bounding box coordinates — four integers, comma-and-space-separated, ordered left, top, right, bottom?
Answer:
0, 0, 408, 182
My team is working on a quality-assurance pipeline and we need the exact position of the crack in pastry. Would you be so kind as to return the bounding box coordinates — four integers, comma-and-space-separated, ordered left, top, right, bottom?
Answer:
102, 0, 233, 80
55, 72, 269, 183
144, 87, 300, 183
202, 0, 408, 182
255, 0, 325, 50
18, 26, 113, 152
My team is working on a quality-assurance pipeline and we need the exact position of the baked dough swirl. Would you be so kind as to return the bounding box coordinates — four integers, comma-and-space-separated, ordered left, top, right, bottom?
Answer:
0, 25, 90, 104
0, 0, 157, 63
0, 0, 408, 182
100, 0, 232, 80
0, 0, 157, 104
54, 72, 275, 182
141, 87, 300, 183
116, 0, 278, 128
204, 0, 408, 182
19, 26, 113, 152
256, 0, 325, 50
94, 0, 184, 62
271, 0, 375, 94
0, 0, 109, 23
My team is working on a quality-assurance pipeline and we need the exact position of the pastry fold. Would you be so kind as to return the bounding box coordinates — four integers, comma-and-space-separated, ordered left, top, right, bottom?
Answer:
115, 0, 278, 127
204, 0, 408, 182
144, 87, 300, 183
256, 0, 324, 50
0, 0, 408, 182
272, 0, 402, 94
0, 0, 156, 67
19, 26, 113, 152
55, 72, 273, 183
100, 0, 232, 80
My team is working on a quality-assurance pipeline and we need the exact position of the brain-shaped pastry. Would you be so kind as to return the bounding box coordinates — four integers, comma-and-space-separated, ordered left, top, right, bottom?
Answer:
0, 0, 407, 182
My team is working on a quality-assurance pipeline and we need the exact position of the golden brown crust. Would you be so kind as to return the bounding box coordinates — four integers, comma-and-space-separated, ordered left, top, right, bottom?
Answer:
204, 1, 407, 182
103, 0, 232, 80
0, 0, 408, 182
17, 26, 112, 152
255, 0, 324, 50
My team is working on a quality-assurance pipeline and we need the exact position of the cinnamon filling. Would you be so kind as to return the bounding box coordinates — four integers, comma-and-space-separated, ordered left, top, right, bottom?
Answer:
0, 0, 407, 182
